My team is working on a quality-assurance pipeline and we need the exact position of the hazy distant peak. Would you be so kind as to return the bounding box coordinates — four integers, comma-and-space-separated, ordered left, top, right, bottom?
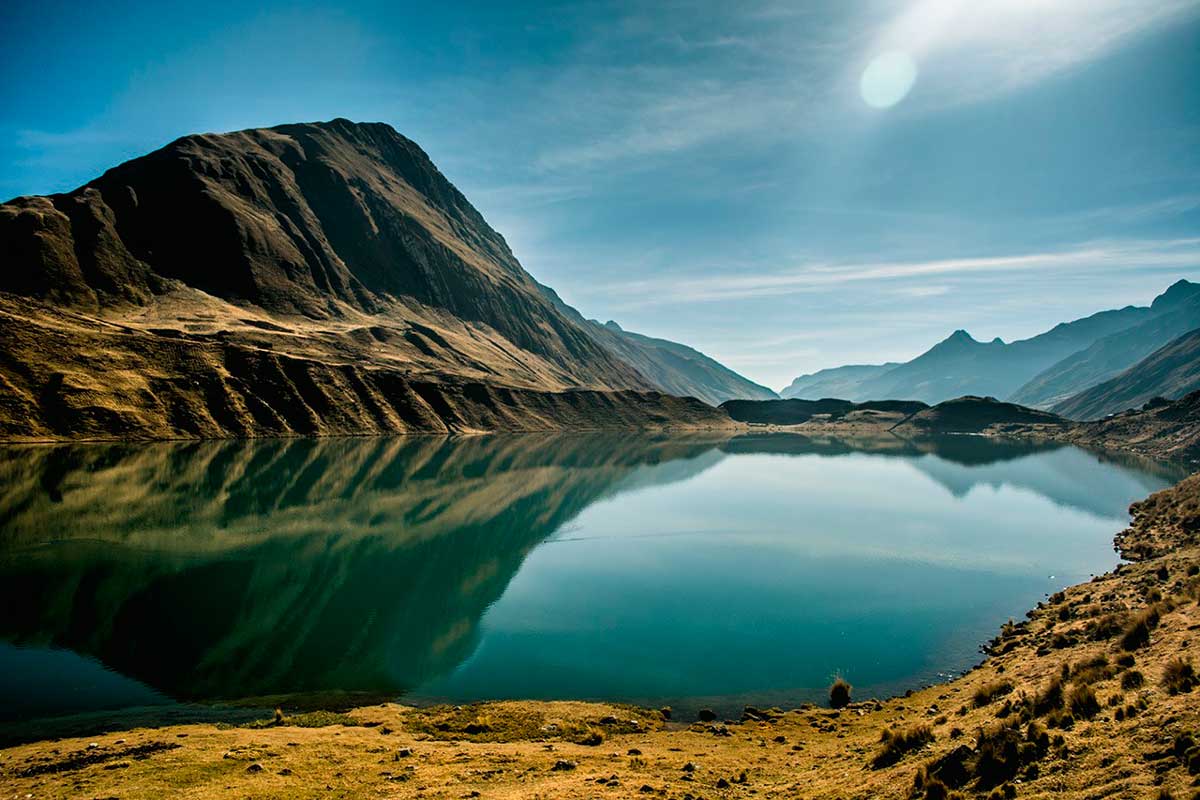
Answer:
604, 320, 623, 332
1151, 279, 1200, 312
930, 329, 980, 351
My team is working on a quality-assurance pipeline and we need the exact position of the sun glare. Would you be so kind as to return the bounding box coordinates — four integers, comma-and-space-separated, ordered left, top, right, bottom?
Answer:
860, 50, 918, 108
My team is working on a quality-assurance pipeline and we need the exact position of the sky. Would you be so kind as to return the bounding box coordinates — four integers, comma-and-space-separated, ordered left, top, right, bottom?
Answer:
2, 0, 1199, 390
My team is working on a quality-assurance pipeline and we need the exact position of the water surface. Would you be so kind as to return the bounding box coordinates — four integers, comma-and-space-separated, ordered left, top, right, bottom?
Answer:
0, 433, 1182, 732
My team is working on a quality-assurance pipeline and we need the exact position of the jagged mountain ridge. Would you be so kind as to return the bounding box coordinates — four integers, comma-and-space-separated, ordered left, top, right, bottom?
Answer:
780, 281, 1200, 407
1012, 282, 1200, 410
0, 119, 763, 438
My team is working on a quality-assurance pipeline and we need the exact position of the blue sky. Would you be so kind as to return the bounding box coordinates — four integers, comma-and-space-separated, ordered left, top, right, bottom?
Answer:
2, 0, 1199, 389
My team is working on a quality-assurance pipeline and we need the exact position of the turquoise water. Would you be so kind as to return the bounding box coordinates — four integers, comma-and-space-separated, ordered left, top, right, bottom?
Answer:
0, 433, 1181, 730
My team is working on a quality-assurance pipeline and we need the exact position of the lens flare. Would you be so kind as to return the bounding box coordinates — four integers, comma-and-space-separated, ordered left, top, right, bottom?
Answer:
860, 51, 918, 108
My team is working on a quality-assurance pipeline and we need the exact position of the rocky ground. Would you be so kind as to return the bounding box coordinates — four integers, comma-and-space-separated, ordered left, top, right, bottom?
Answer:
2, 469, 1198, 799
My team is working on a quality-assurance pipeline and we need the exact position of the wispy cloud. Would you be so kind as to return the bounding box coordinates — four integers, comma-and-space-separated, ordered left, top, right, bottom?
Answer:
868, 0, 1200, 107
581, 238, 1200, 308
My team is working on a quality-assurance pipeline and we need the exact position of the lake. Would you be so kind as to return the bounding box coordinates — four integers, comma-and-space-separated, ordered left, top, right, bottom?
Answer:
0, 433, 1183, 735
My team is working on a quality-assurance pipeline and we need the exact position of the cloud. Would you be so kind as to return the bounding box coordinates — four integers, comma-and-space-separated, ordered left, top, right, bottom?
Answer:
582, 237, 1200, 308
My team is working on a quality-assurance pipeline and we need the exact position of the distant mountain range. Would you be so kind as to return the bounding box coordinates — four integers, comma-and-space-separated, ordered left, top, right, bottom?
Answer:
538, 283, 777, 405
0, 119, 764, 439
782, 280, 1200, 418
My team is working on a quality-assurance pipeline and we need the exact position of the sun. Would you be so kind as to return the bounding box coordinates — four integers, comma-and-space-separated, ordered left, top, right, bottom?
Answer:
860, 51, 918, 109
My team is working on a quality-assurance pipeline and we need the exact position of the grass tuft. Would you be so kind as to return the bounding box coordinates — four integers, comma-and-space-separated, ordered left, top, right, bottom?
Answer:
1162, 658, 1197, 695
973, 680, 1015, 708
829, 677, 852, 709
871, 724, 933, 768
1067, 684, 1100, 719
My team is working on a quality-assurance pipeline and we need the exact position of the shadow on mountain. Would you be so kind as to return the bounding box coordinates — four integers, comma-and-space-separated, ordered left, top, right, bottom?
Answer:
0, 434, 725, 725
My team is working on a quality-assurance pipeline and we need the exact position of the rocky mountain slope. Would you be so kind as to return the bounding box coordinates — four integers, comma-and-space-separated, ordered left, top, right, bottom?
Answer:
781, 281, 1199, 406
780, 362, 897, 399
0, 120, 759, 438
1014, 281, 1200, 410
1053, 328, 1200, 420
538, 284, 777, 405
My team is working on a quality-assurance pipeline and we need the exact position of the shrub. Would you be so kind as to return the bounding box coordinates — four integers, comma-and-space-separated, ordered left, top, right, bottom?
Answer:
974, 680, 1015, 708
1044, 710, 1074, 730
1068, 684, 1100, 719
576, 727, 604, 746
1162, 658, 1198, 695
829, 677, 852, 709
924, 778, 949, 800
974, 724, 1023, 788
1033, 676, 1065, 717
1121, 669, 1145, 690
871, 724, 933, 768
1089, 613, 1127, 641
1120, 609, 1159, 651
1116, 652, 1136, 668
1071, 655, 1115, 685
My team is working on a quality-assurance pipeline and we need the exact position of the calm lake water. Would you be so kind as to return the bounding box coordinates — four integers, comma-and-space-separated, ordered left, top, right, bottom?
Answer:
0, 433, 1184, 733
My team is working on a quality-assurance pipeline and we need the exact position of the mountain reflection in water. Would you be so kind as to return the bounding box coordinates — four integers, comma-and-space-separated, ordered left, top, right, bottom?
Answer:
0, 433, 1183, 729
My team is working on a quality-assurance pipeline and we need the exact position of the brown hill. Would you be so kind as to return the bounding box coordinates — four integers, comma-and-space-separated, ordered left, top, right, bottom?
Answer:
1062, 390, 1200, 462
890, 395, 1067, 435
0, 120, 752, 438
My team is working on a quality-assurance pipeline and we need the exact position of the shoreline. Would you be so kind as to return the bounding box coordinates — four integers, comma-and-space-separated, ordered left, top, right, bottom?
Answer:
2, 436, 1198, 798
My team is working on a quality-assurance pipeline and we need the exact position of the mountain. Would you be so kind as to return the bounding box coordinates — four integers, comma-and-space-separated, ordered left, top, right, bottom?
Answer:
538, 284, 776, 405
1052, 328, 1200, 420
780, 282, 1198, 405
1010, 280, 1200, 409
0, 120, 749, 439
780, 363, 898, 399
594, 321, 778, 405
